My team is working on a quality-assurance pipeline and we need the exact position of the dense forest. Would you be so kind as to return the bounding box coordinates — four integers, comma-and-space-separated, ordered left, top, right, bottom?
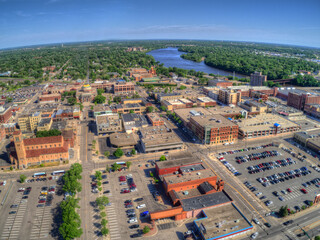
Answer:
178, 42, 320, 80
0, 40, 319, 82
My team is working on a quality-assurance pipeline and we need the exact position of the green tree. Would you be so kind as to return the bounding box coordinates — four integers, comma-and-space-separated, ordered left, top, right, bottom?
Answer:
142, 226, 150, 234
126, 161, 132, 169
91, 106, 94, 110
147, 106, 154, 113
113, 148, 124, 158
19, 174, 27, 183
96, 196, 109, 207
97, 88, 104, 95
179, 85, 187, 90
113, 96, 122, 103
96, 150, 99, 155
278, 205, 288, 217
129, 109, 134, 114
131, 149, 136, 155
99, 205, 105, 211
160, 106, 166, 111
101, 219, 108, 227
104, 151, 110, 158
314, 236, 320, 240
100, 212, 107, 218
95, 171, 102, 181
94, 95, 106, 104
68, 97, 77, 105
101, 227, 109, 236
111, 163, 121, 171
97, 181, 102, 187
159, 155, 166, 161
36, 129, 61, 138
6, 97, 13, 103
98, 187, 102, 192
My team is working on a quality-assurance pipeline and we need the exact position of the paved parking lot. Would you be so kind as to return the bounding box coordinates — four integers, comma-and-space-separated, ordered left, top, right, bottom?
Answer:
0, 177, 63, 240
217, 144, 320, 213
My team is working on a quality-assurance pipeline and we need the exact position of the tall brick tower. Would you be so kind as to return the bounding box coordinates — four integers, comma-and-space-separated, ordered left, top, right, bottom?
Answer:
13, 131, 26, 168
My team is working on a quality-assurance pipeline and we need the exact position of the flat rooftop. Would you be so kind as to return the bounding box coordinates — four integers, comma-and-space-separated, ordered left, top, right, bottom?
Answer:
109, 133, 137, 147
156, 156, 201, 169
190, 114, 237, 128
194, 203, 252, 239
238, 113, 299, 133
181, 191, 231, 211
163, 169, 215, 185
147, 112, 162, 122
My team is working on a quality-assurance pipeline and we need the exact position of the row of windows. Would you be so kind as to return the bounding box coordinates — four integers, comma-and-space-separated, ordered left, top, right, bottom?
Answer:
26, 143, 62, 150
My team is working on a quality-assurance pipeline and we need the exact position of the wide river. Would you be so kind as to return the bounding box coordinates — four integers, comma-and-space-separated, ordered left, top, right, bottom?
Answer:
147, 47, 246, 78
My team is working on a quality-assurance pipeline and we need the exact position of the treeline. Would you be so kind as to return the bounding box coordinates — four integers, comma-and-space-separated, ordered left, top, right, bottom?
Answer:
179, 44, 320, 80
59, 163, 83, 240
292, 75, 320, 87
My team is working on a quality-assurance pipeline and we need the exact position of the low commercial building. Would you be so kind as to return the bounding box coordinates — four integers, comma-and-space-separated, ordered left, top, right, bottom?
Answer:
265, 101, 305, 121
147, 112, 164, 126
208, 78, 233, 88
96, 114, 122, 135
196, 97, 216, 107
239, 100, 268, 114
109, 132, 138, 148
193, 203, 253, 240
122, 113, 148, 134
37, 118, 53, 131
111, 103, 146, 114
238, 113, 300, 139
294, 129, 320, 153
8, 131, 69, 169
112, 80, 135, 95
162, 98, 193, 111
304, 104, 320, 118
156, 93, 183, 102
140, 126, 183, 153
92, 105, 113, 117
38, 94, 61, 103
155, 156, 202, 176
0, 106, 12, 123
189, 114, 239, 145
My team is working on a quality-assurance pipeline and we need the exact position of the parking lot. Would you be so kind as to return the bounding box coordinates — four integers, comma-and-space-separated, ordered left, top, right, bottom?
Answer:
0, 176, 63, 240
217, 144, 320, 213
100, 162, 188, 239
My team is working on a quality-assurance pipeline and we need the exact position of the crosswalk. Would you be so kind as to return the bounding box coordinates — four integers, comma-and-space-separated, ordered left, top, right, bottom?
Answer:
283, 185, 319, 201
1, 193, 27, 240
29, 207, 52, 240
106, 201, 121, 240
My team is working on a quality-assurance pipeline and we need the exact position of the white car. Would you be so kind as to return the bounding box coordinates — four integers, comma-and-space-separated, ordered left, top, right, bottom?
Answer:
128, 218, 137, 223
253, 218, 260, 225
251, 232, 259, 239
136, 204, 146, 209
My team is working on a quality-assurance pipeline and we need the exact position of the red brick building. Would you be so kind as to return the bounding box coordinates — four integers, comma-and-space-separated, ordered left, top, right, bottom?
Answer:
0, 106, 12, 123
287, 91, 320, 110
8, 131, 69, 169
38, 93, 61, 103
189, 114, 238, 145
113, 81, 135, 95
208, 78, 233, 88
146, 113, 164, 126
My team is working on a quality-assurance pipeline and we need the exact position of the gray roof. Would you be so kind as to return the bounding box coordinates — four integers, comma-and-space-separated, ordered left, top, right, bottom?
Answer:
198, 182, 214, 194
181, 191, 232, 211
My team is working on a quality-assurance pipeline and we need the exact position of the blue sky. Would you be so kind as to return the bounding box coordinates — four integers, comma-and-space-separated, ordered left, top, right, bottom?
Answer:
1, 0, 320, 49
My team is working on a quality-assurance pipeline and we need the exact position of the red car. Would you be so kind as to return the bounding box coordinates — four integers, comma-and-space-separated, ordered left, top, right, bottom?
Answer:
121, 189, 130, 194
38, 199, 46, 203
301, 189, 308, 194
287, 188, 292, 193
119, 176, 126, 182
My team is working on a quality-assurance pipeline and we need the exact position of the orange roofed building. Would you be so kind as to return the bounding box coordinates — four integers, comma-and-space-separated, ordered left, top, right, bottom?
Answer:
150, 158, 230, 222
8, 131, 69, 169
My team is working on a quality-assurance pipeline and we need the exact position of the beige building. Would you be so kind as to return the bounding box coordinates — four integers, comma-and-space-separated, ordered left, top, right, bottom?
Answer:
218, 89, 241, 105
37, 118, 53, 132
250, 71, 267, 86
18, 112, 41, 133
96, 114, 122, 135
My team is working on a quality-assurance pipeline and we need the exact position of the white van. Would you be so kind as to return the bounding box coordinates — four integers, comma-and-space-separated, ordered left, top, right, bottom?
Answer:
136, 204, 146, 209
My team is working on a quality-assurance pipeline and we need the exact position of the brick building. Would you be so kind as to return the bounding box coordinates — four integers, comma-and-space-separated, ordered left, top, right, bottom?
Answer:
146, 112, 164, 126
38, 94, 61, 103
250, 71, 267, 86
189, 114, 239, 145
8, 131, 69, 169
0, 106, 12, 123
287, 90, 320, 111
112, 80, 135, 95
208, 78, 233, 88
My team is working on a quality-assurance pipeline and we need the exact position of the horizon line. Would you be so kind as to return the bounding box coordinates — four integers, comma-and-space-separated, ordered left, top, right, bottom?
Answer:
1, 38, 320, 51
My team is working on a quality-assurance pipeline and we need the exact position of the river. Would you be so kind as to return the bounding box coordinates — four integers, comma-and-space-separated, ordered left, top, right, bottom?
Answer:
147, 47, 246, 78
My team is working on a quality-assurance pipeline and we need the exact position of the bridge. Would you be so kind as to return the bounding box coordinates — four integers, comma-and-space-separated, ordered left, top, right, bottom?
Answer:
269, 78, 294, 85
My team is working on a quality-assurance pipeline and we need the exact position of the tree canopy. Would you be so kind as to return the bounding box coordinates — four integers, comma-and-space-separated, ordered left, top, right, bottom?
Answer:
36, 129, 61, 138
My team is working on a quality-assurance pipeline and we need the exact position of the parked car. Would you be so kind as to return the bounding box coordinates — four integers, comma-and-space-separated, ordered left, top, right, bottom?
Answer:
136, 204, 146, 209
